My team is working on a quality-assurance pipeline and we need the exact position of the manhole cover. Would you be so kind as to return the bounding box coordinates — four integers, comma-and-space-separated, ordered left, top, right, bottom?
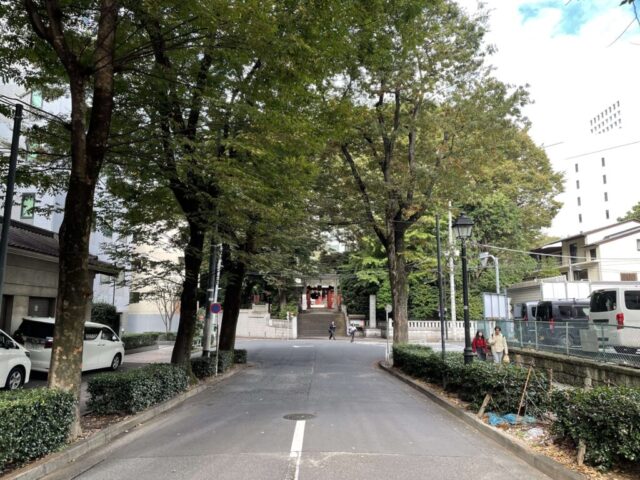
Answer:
283, 413, 315, 421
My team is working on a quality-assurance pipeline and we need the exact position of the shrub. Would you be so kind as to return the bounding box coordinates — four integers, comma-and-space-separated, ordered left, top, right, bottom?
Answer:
91, 302, 120, 331
121, 332, 160, 350
0, 388, 75, 472
190, 351, 235, 379
551, 386, 640, 469
159, 332, 177, 341
392, 345, 549, 416
233, 349, 247, 364
87, 363, 188, 414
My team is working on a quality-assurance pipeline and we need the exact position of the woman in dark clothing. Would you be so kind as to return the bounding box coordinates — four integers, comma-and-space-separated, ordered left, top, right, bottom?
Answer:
472, 330, 488, 361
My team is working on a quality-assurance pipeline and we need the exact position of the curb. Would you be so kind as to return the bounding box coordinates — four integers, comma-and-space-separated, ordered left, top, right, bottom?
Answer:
123, 344, 160, 355
379, 362, 584, 480
4, 366, 246, 480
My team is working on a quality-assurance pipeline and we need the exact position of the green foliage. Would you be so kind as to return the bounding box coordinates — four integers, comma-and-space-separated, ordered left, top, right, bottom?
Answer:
392, 345, 550, 416
270, 302, 299, 320
122, 332, 160, 351
233, 349, 247, 364
91, 302, 119, 331
0, 388, 75, 472
618, 201, 640, 222
190, 351, 235, 379
551, 387, 640, 470
87, 364, 188, 414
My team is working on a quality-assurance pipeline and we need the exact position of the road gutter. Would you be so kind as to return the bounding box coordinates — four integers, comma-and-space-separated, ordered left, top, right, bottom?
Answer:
4, 365, 247, 480
379, 361, 584, 480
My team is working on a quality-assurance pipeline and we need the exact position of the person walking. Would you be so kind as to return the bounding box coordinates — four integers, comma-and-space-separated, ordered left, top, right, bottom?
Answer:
488, 326, 508, 364
471, 330, 487, 361
348, 324, 356, 343
328, 321, 337, 340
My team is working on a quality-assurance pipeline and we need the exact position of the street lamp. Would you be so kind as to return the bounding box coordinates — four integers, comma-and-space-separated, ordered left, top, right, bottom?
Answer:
479, 252, 500, 294
453, 213, 474, 365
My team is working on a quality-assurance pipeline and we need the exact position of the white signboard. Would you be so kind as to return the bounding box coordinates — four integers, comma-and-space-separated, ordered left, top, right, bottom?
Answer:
482, 292, 508, 319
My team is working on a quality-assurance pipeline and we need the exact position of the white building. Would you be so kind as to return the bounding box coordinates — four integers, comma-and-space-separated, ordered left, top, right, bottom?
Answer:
534, 220, 640, 283
545, 94, 640, 238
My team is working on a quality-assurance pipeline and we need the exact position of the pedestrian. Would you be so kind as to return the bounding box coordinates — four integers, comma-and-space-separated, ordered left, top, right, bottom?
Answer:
488, 326, 509, 364
348, 324, 356, 343
328, 321, 337, 340
471, 330, 487, 361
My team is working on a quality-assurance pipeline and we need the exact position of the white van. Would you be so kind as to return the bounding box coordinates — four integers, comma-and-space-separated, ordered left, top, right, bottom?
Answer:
589, 287, 640, 354
0, 328, 31, 389
13, 317, 125, 373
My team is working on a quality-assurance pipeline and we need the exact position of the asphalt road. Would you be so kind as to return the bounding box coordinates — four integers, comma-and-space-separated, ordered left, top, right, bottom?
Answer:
46, 339, 549, 480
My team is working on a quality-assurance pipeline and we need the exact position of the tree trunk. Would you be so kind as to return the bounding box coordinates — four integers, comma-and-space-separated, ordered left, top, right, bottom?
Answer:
43, 0, 118, 437
387, 229, 409, 344
171, 220, 205, 365
219, 244, 247, 351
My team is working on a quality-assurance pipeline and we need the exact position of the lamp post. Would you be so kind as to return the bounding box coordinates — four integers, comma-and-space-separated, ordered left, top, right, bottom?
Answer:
479, 252, 500, 294
453, 213, 474, 365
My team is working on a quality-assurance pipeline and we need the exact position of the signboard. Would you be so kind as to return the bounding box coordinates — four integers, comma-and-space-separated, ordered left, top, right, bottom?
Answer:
210, 303, 222, 314
482, 292, 508, 319
385, 304, 392, 313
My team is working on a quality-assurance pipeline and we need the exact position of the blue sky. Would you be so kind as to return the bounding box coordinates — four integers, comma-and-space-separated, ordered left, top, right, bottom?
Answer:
519, 1, 611, 35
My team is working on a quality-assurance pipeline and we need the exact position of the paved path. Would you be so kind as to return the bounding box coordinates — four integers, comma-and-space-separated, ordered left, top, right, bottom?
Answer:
47, 339, 549, 480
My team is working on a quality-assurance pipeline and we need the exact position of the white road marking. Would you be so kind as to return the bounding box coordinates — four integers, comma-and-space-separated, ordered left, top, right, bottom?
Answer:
290, 420, 306, 480
292, 345, 314, 348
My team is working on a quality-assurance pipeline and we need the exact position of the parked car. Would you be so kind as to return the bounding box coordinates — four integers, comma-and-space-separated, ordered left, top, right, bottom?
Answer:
0, 328, 31, 390
589, 287, 640, 354
534, 299, 590, 347
13, 317, 124, 373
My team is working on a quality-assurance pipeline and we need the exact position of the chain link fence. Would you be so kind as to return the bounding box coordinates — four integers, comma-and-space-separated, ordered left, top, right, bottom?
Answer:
473, 319, 640, 368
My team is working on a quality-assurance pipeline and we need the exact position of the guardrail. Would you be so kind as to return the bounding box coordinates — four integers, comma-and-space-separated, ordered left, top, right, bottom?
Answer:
475, 319, 640, 368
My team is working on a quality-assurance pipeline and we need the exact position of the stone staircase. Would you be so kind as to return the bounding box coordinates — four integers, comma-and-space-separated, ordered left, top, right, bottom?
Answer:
297, 309, 345, 338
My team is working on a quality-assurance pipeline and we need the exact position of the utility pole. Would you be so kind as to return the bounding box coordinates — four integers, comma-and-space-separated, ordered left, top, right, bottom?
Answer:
0, 104, 23, 305
436, 214, 446, 359
203, 223, 220, 357
448, 204, 457, 335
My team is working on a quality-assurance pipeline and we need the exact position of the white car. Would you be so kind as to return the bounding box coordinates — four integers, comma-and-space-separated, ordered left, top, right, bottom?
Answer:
14, 317, 125, 373
0, 328, 31, 390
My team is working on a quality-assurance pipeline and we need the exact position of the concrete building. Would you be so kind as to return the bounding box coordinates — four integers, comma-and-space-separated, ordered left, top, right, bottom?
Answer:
546, 94, 640, 237
533, 220, 640, 282
0, 218, 115, 335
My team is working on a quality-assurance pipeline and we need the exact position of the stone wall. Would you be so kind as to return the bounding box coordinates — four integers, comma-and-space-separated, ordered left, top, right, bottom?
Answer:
511, 347, 640, 388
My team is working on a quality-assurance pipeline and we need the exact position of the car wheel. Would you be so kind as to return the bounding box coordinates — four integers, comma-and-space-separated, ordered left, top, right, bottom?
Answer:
5, 367, 24, 390
557, 334, 574, 348
110, 354, 122, 371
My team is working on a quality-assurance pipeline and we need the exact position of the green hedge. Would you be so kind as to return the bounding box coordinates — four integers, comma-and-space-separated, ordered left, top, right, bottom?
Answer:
122, 332, 159, 350
392, 345, 550, 416
233, 349, 247, 364
87, 363, 188, 414
190, 351, 235, 379
552, 387, 640, 469
0, 388, 75, 472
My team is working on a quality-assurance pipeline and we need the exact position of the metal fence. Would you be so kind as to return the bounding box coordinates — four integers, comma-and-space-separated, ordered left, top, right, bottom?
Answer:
473, 319, 640, 368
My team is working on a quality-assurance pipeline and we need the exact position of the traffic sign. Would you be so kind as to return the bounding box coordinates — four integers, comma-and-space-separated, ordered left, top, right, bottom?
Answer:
210, 302, 222, 314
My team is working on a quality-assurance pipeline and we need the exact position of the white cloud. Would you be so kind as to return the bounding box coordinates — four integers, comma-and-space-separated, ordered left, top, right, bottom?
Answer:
457, 0, 640, 145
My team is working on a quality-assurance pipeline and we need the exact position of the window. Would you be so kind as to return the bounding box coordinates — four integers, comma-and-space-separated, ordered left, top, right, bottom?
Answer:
601, 157, 606, 166
20, 193, 35, 219
84, 327, 101, 341
129, 291, 141, 304
577, 197, 581, 206
621, 273, 638, 282
569, 243, 578, 264
575, 163, 579, 172
573, 270, 589, 281
590, 248, 597, 260
576, 180, 580, 189
604, 192, 608, 202
625, 290, 640, 309
606, 210, 610, 220
603, 174, 607, 184
578, 213, 583, 223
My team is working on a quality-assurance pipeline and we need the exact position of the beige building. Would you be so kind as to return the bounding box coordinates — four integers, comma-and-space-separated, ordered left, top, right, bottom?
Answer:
0, 218, 115, 335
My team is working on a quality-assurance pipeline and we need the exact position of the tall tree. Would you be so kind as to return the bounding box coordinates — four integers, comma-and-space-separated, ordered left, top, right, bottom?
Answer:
329, 1, 548, 343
